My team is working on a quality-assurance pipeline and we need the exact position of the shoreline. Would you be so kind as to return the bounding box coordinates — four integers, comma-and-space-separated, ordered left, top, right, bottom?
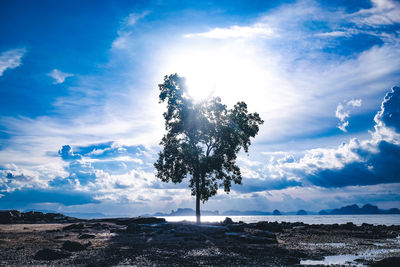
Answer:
0, 214, 399, 266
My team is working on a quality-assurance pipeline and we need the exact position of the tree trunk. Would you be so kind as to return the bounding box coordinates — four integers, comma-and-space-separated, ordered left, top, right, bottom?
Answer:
196, 189, 201, 224
195, 170, 201, 224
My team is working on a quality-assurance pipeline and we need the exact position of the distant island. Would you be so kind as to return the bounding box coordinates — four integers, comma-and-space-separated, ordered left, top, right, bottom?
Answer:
146, 204, 400, 217
319, 204, 400, 215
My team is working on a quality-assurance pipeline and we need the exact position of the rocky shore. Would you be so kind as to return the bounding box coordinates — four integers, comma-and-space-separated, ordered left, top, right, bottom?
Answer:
0, 211, 399, 266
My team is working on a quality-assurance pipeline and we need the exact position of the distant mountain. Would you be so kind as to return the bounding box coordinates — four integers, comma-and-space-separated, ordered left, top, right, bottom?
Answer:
272, 209, 281, 215
388, 208, 400, 214
145, 204, 400, 217
296, 210, 307, 215
319, 204, 400, 215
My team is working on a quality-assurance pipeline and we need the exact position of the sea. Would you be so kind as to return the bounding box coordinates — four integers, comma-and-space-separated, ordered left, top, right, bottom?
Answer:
161, 214, 400, 226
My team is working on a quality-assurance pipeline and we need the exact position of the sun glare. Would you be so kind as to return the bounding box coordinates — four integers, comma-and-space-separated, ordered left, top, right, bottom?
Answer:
158, 40, 299, 124
161, 44, 266, 104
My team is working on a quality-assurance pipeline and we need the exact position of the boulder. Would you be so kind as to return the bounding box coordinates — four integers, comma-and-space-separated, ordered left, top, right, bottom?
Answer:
227, 223, 245, 232
372, 257, 400, 267
246, 228, 276, 238
130, 217, 166, 224
33, 248, 71, 260
126, 223, 141, 233
79, 234, 96, 239
0, 210, 21, 224
62, 241, 86, 252
222, 217, 233, 225
62, 223, 84, 231
238, 234, 277, 244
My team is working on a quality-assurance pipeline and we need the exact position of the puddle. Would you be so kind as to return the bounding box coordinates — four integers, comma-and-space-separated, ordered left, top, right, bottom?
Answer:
300, 248, 399, 266
301, 254, 361, 266
97, 232, 118, 237
299, 242, 347, 249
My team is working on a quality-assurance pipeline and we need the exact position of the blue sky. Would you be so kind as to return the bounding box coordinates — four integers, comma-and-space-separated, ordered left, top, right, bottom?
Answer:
0, 0, 400, 215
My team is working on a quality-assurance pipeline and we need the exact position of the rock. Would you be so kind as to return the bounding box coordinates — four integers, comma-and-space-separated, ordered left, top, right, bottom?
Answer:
0, 211, 12, 224
246, 228, 276, 238
88, 223, 109, 230
106, 217, 166, 225
227, 223, 245, 232
238, 234, 277, 244
62, 241, 86, 252
79, 234, 96, 239
62, 223, 84, 231
222, 217, 233, 225
126, 223, 141, 233
225, 232, 242, 237
23, 211, 44, 222
33, 248, 71, 260
372, 257, 400, 267
340, 222, 357, 230
255, 222, 283, 232
195, 224, 228, 235
130, 217, 166, 224
0, 210, 21, 224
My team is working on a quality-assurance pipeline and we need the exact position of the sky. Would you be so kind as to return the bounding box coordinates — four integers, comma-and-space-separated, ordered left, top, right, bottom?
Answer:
0, 0, 400, 216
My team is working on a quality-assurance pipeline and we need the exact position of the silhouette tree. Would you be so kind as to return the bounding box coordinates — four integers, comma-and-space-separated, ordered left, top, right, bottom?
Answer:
154, 74, 263, 223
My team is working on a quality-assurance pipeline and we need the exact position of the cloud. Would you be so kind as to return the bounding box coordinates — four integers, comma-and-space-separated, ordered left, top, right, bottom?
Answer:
184, 23, 275, 39
125, 11, 150, 26
235, 86, 399, 192
352, 0, 400, 27
0, 188, 99, 207
112, 11, 150, 49
47, 69, 73, 84
58, 145, 81, 161
0, 48, 26, 77
374, 86, 400, 133
336, 99, 362, 132
293, 86, 399, 187
1, 1, 400, 214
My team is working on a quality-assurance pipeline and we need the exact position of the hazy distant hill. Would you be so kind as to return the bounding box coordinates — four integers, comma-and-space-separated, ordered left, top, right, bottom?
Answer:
148, 204, 400, 217
319, 204, 400, 215
296, 210, 307, 215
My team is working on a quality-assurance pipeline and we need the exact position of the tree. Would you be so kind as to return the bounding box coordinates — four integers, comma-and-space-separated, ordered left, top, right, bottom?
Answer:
154, 74, 263, 223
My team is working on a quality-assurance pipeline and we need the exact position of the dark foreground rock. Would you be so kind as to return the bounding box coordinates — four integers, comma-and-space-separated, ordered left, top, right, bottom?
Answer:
0, 210, 80, 224
33, 248, 71, 260
62, 241, 88, 252
0, 216, 399, 266
372, 256, 400, 267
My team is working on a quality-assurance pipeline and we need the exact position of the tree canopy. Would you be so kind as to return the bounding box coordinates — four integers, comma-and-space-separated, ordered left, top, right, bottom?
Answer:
154, 74, 263, 223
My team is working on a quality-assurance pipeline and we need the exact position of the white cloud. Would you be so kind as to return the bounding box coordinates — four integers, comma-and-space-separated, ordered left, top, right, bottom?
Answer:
0, 48, 26, 77
48, 69, 73, 84
125, 11, 150, 26
352, 0, 400, 27
112, 11, 150, 50
336, 99, 362, 132
2, 1, 400, 213
184, 23, 275, 39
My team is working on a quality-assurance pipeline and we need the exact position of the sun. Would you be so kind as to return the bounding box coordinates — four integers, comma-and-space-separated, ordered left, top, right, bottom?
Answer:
158, 40, 286, 115
160, 43, 262, 103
